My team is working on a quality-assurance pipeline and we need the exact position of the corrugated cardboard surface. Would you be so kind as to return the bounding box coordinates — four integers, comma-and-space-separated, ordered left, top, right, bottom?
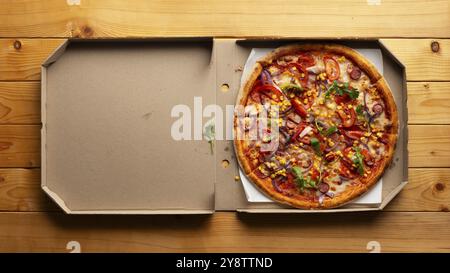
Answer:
42, 40, 216, 213
42, 38, 407, 214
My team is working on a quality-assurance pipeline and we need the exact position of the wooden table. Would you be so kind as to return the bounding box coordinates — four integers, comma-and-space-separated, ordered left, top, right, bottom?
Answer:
0, 0, 449, 253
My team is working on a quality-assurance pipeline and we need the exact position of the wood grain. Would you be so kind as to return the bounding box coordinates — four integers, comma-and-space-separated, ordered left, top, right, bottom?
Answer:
407, 82, 450, 124
0, 124, 447, 168
1, 81, 449, 126
0, 82, 40, 124
0, 168, 55, 212
1, 0, 449, 253
381, 39, 450, 81
1, 39, 449, 82
0, 0, 449, 38
385, 168, 450, 212
0, 39, 64, 80
0, 125, 40, 167
0, 211, 448, 252
0, 167, 448, 213
409, 125, 450, 168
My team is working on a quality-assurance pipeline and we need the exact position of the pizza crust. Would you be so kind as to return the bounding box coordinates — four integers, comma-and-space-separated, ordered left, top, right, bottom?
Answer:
234, 43, 399, 209
233, 63, 263, 175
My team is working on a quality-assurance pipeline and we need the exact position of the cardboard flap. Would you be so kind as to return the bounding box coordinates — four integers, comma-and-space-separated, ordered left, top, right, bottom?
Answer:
42, 40, 216, 214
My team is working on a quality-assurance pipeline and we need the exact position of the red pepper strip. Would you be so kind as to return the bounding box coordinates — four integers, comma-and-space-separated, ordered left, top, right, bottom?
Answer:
253, 84, 284, 102
291, 99, 308, 118
360, 148, 374, 166
324, 56, 340, 81
297, 53, 315, 67
291, 123, 306, 142
250, 90, 261, 103
310, 168, 320, 181
344, 130, 365, 140
334, 93, 350, 104
337, 108, 356, 128
339, 163, 358, 179
287, 63, 308, 88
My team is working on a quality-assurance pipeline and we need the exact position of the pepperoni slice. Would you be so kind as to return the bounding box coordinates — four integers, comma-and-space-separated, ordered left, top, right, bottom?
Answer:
372, 103, 384, 115
318, 182, 330, 194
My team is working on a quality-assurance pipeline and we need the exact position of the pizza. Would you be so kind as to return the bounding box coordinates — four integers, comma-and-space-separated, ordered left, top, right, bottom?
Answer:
234, 44, 398, 209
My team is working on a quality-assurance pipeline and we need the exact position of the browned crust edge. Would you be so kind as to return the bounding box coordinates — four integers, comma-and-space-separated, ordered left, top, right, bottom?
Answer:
258, 43, 382, 83
234, 44, 399, 209
233, 63, 263, 175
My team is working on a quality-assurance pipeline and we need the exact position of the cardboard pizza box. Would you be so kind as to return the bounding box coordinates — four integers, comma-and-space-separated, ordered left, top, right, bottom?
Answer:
41, 38, 408, 214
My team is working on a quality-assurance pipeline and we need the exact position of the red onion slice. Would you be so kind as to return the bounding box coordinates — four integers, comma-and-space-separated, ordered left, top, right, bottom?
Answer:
287, 112, 302, 124
299, 126, 313, 138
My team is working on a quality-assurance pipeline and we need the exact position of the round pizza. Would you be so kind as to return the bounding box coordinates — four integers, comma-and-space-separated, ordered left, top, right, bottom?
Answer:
234, 44, 398, 209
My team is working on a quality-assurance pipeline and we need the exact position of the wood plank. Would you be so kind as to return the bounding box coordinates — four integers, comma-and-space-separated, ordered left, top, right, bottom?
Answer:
0, 82, 40, 124
381, 39, 450, 81
0, 167, 449, 212
0, 81, 449, 127
0, 39, 64, 80
1, 39, 450, 81
409, 125, 450, 167
0, 211, 448, 252
2, 81, 449, 126
407, 82, 450, 124
385, 168, 450, 212
0, 168, 55, 211
0, 124, 448, 168
0, 125, 40, 167
0, 0, 449, 38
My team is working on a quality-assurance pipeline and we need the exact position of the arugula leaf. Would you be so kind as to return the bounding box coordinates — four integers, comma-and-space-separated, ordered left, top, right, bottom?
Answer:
325, 80, 359, 99
280, 82, 303, 92
292, 166, 316, 190
324, 126, 337, 136
352, 147, 365, 175
310, 137, 321, 155
355, 104, 364, 115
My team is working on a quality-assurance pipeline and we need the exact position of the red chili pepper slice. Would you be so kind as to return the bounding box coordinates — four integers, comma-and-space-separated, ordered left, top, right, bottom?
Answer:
287, 63, 309, 88
291, 123, 307, 141
334, 93, 350, 104
253, 84, 284, 102
344, 130, 365, 140
310, 168, 320, 181
291, 99, 308, 118
324, 56, 340, 81
250, 90, 261, 103
297, 53, 315, 67
337, 108, 356, 128
339, 163, 358, 179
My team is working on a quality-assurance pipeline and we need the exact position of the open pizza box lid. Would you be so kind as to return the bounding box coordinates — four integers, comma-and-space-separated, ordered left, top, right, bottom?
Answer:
41, 39, 216, 214
41, 38, 408, 214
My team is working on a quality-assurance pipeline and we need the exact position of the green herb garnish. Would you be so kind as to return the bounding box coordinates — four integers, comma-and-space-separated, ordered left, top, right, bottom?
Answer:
310, 137, 321, 155
280, 82, 303, 92
325, 80, 359, 100
324, 126, 337, 136
352, 147, 365, 175
355, 104, 364, 115
292, 166, 316, 190
203, 119, 215, 155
